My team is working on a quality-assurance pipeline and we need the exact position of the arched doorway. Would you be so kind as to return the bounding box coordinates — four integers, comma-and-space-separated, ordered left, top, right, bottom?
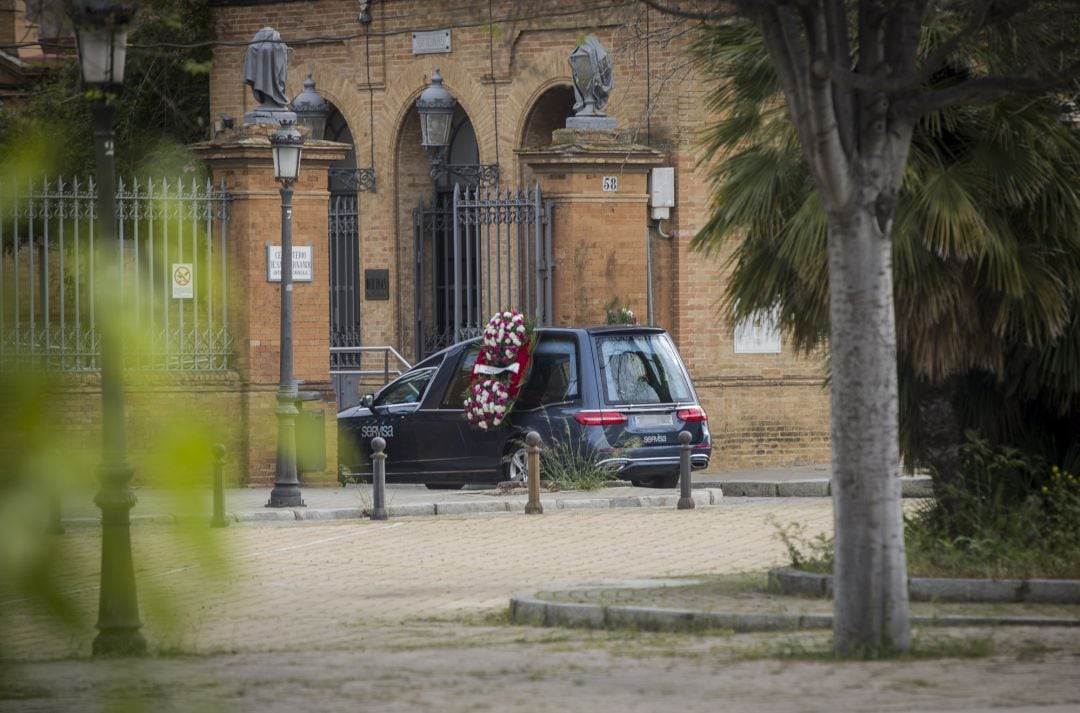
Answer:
413, 104, 485, 356
410, 103, 554, 358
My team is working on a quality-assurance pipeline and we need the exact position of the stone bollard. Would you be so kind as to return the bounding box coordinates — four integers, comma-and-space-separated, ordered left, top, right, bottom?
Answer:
525, 431, 543, 515
677, 430, 695, 510
370, 437, 388, 521
211, 443, 230, 528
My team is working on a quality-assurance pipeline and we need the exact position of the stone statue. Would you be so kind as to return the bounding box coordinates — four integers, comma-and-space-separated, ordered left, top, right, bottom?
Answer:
567, 35, 616, 129
242, 27, 295, 125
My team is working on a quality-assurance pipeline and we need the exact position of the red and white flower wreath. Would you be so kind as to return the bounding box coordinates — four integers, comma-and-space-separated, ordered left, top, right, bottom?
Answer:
464, 310, 535, 430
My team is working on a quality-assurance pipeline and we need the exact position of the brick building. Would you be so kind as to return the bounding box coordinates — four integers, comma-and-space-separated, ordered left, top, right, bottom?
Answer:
199, 0, 832, 479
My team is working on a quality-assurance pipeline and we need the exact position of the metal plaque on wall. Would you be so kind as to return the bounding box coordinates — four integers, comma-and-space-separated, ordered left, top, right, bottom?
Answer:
365, 269, 390, 300
412, 29, 451, 55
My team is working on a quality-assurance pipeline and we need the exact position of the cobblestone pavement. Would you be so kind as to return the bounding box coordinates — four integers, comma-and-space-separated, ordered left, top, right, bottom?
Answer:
3, 499, 1079, 712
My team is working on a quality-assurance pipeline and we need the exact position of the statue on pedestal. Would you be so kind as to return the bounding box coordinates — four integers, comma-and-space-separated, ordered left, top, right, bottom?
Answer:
567, 35, 616, 130
242, 27, 297, 126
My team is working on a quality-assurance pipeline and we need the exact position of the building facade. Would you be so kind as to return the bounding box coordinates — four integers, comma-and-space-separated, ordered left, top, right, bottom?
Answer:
201, 0, 831, 477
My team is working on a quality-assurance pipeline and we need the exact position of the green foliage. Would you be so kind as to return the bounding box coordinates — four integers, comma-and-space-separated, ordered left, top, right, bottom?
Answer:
539, 426, 616, 491
905, 433, 1080, 579
0, 128, 228, 663
0, 0, 212, 179
768, 517, 833, 573
690, 18, 1080, 475
603, 298, 638, 325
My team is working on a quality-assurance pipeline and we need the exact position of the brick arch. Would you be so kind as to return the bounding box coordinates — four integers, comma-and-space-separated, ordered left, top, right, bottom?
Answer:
384, 58, 496, 166
514, 77, 575, 149
504, 46, 573, 148
286, 62, 368, 148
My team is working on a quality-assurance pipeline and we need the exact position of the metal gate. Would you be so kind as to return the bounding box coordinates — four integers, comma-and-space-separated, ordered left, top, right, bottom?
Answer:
328, 192, 361, 371
327, 191, 363, 407
413, 183, 553, 358
0, 177, 231, 371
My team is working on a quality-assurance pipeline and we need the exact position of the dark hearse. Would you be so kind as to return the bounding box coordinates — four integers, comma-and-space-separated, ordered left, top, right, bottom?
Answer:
338, 326, 711, 489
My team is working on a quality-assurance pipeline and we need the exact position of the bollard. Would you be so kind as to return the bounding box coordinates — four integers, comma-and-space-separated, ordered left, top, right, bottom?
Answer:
677, 430, 695, 510
525, 431, 543, 515
211, 443, 230, 528
370, 437, 388, 520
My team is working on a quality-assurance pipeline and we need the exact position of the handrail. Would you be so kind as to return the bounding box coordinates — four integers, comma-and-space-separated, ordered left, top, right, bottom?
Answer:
330, 346, 412, 383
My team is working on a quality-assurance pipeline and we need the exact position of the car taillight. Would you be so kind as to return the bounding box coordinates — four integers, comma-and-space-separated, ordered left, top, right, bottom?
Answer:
677, 406, 708, 422
574, 410, 628, 425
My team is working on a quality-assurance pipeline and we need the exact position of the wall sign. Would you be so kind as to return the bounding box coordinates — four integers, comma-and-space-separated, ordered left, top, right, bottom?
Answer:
266, 245, 314, 282
734, 307, 782, 354
365, 269, 390, 300
602, 176, 618, 192
171, 263, 193, 299
412, 29, 451, 55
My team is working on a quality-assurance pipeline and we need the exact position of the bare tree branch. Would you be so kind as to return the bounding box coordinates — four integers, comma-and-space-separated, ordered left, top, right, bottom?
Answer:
823, 0, 856, 157
639, 0, 737, 22
898, 62, 1080, 116
913, 0, 993, 83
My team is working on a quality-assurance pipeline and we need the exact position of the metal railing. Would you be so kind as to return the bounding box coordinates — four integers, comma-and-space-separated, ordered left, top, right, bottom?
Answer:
0, 176, 232, 371
330, 345, 412, 383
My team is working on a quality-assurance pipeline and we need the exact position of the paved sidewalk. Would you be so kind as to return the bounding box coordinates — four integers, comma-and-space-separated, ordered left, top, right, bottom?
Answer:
52, 463, 931, 526
57, 483, 726, 525
4, 498, 1080, 712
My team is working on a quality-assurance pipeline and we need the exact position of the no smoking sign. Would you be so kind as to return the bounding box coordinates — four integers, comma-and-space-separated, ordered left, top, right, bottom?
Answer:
172, 263, 194, 299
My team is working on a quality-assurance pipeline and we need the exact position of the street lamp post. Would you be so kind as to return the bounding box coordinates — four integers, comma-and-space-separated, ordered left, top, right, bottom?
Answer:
267, 119, 306, 508
71, 0, 145, 657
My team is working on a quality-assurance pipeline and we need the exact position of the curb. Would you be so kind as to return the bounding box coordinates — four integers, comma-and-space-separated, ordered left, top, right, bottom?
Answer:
694, 477, 932, 498
509, 579, 1080, 633
769, 567, 1080, 604
58, 488, 726, 526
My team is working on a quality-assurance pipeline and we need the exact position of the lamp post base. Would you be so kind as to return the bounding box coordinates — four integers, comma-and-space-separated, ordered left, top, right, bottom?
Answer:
267, 487, 305, 508
93, 627, 147, 657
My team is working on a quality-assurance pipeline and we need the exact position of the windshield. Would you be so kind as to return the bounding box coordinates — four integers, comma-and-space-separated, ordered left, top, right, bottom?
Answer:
374, 367, 438, 407
597, 333, 693, 405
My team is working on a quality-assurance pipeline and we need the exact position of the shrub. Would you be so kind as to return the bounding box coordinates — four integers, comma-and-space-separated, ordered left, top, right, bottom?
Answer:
904, 433, 1080, 578
540, 434, 614, 491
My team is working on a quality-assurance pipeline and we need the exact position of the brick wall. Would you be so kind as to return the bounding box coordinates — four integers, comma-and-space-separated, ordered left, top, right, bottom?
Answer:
192, 127, 346, 485
43, 374, 249, 486
204, 0, 832, 470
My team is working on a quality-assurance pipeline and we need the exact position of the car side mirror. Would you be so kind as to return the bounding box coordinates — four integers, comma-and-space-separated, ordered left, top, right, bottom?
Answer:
361, 393, 374, 408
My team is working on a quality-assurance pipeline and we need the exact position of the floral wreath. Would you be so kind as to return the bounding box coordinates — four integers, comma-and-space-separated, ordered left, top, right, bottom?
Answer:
464, 309, 535, 430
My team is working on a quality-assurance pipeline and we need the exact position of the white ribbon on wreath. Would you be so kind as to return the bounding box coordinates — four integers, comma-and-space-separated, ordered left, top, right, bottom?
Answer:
472, 363, 521, 376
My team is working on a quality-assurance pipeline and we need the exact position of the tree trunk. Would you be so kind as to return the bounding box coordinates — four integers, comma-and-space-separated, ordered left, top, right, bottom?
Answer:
826, 202, 911, 657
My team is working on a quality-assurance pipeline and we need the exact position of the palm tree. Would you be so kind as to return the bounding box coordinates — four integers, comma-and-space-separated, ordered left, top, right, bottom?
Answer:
692, 21, 1080, 513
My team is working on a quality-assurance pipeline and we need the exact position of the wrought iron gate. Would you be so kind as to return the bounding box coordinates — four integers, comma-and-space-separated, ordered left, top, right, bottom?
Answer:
0, 177, 231, 371
328, 192, 361, 371
413, 183, 553, 358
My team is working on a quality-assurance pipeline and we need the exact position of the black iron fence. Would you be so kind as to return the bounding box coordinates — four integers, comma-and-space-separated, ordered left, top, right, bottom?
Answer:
0, 177, 232, 371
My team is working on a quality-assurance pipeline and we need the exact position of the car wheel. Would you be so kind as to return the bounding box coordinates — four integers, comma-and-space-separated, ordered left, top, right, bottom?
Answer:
424, 483, 464, 490
634, 473, 680, 489
503, 446, 528, 483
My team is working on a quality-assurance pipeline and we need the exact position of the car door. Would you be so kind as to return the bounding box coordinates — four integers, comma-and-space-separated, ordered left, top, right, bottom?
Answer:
405, 342, 505, 482
367, 365, 440, 477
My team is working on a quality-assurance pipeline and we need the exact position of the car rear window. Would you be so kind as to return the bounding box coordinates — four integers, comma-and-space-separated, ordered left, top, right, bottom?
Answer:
516, 336, 579, 409
597, 333, 693, 405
